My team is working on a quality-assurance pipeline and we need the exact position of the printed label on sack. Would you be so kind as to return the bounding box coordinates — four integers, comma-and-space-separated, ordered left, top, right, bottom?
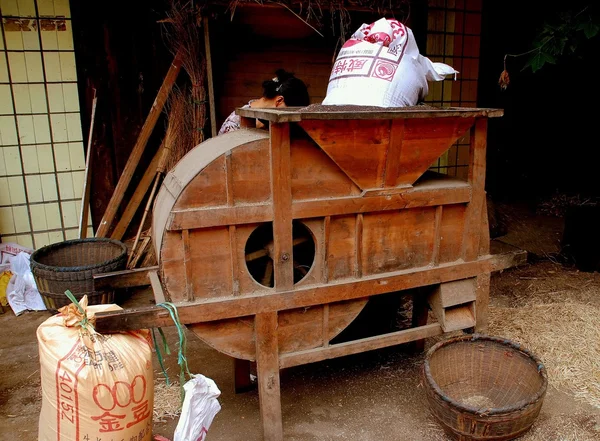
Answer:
328, 22, 408, 83
54, 334, 151, 441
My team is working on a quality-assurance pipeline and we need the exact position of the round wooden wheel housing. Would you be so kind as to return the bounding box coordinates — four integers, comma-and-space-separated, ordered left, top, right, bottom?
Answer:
153, 129, 367, 361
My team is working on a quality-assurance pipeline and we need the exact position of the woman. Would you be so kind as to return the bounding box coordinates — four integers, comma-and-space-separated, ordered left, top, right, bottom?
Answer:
218, 69, 309, 135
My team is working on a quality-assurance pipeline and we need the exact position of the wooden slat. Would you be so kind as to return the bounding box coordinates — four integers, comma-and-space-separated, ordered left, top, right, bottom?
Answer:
229, 225, 240, 296
79, 93, 97, 239
432, 205, 443, 265
280, 323, 443, 369
322, 304, 330, 347
462, 118, 488, 261
255, 312, 284, 441
167, 183, 471, 230
182, 230, 194, 302
383, 119, 405, 187
97, 52, 182, 237
355, 213, 363, 278
203, 17, 217, 138
270, 123, 294, 291
322, 216, 330, 283
237, 107, 504, 123
148, 270, 166, 304
475, 273, 491, 332
111, 135, 165, 240
93, 265, 158, 290
94, 253, 522, 332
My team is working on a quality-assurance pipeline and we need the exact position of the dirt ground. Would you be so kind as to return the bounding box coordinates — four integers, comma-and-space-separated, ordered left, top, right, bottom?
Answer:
2, 204, 600, 440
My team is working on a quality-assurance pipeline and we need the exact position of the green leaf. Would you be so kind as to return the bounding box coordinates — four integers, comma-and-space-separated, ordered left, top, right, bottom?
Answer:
582, 22, 599, 39
524, 51, 556, 73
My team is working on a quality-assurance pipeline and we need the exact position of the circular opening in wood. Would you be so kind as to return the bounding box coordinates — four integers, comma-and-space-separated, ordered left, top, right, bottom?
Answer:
244, 221, 316, 288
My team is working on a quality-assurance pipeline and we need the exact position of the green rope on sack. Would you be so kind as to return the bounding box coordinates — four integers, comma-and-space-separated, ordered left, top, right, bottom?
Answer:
64, 290, 94, 331
156, 302, 193, 402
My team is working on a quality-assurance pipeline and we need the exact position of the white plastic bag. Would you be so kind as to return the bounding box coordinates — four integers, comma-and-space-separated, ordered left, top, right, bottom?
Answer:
174, 375, 221, 441
0, 242, 33, 272
322, 18, 458, 107
7, 251, 46, 315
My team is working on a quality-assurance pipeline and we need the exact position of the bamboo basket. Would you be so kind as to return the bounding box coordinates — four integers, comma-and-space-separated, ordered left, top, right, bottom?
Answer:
423, 334, 547, 441
31, 238, 127, 311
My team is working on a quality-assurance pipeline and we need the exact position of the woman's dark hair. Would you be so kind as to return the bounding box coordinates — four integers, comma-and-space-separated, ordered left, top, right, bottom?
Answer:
262, 69, 310, 107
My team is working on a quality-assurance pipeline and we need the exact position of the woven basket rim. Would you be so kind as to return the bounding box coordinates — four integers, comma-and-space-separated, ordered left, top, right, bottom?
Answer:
30, 238, 127, 273
424, 334, 548, 416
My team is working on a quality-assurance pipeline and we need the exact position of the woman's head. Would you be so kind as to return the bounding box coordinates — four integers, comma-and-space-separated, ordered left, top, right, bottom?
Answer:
258, 69, 310, 108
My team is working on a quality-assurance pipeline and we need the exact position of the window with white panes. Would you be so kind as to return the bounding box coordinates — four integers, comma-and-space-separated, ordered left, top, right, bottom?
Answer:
0, 0, 91, 250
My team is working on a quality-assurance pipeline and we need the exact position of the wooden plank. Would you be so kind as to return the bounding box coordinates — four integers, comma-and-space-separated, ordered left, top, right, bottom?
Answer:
182, 230, 194, 302
361, 208, 435, 275
128, 236, 150, 269
167, 183, 471, 230
255, 312, 283, 441
112, 140, 165, 240
396, 117, 474, 186
432, 206, 443, 265
384, 119, 405, 187
300, 119, 390, 189
443, 303, 476, 332
437, 278, 477, 307
79, 92, 97, 239
270, 123, 294, 291
322, 216, 330, 283
96, 52, 182, 237
203, 17, 217, 138
229, 226, 240, 295
322, 304, 330, 347
148, 270, 166, 304
237, 107, 504, 123
475, 273, 491, 332
280, 323, 443, 369
355, 213, 363, 278
93, 265, 158, 290
94, 254, 521, 332
462, 118, 488, 261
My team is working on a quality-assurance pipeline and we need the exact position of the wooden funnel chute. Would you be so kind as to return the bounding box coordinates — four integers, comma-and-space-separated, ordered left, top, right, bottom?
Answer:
300, 116, 475, 190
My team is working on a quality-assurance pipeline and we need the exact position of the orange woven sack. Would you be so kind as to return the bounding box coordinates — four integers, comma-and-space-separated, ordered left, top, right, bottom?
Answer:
37, 295, 154, 441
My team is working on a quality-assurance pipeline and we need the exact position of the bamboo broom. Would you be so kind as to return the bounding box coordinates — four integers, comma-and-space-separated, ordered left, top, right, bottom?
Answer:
127, 88, 192, 268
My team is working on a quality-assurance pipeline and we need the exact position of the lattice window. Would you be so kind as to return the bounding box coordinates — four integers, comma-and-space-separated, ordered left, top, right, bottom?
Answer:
425, 0, 482, 179
0, 0, 90, 249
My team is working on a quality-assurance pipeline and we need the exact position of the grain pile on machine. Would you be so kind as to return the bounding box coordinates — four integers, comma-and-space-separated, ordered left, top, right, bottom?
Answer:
93, 102, 525, 440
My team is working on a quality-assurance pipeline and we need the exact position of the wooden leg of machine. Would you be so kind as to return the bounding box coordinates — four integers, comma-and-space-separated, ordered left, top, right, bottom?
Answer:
475, 273, 491, 333
411, 289, 430, 353
255, 312, 283, 441
234, 358, 255, 393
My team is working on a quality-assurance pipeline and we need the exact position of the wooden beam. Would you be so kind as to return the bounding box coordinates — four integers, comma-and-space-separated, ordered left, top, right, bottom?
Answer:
167, 183, 471, 230
462, 118, 488, 261
280, 323, 442, 369
111, 140, 165, 240
255, 312, 283, 441
94, 252, 523, 332
149, 270, 166, 304
203, 17, 217, 138
236, 107, 504, 123
79, 92, 97, 238
93, 265, 158, 290
270, 123, 294, 291
96, 52, 182, 237
383, 119, 405, 187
